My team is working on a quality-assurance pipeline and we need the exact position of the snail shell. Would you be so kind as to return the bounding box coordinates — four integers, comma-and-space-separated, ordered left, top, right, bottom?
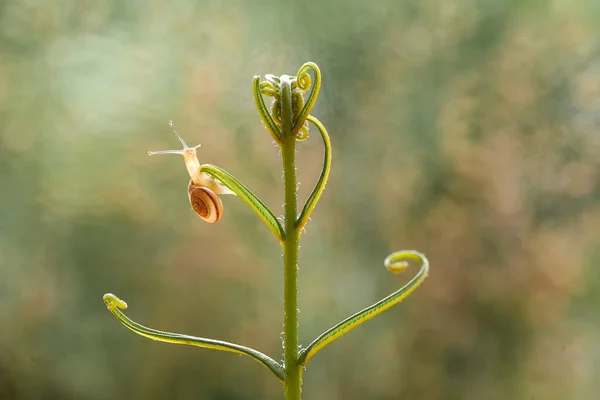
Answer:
187, 180, 223, 223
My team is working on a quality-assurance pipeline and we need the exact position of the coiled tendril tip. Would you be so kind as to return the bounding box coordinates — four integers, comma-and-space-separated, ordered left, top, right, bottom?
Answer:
384, 253, 413, 273
103, 293, 127, 311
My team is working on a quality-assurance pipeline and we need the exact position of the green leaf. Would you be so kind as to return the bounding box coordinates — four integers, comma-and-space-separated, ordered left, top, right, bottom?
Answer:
200, 164, 285, 242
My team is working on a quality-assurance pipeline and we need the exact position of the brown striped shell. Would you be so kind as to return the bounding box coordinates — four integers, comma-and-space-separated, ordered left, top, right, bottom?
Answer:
187, 180, 223, 223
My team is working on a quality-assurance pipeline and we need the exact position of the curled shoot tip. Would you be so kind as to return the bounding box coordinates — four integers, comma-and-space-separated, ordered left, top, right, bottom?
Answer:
293, 62, 321, 135
385, 256, 409, 273
259, 80, 279, 96
103, 293, 127, 311
296, 70, 311, 91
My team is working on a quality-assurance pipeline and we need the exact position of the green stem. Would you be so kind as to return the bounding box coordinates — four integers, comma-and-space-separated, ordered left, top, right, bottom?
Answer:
281, 75, 302, 400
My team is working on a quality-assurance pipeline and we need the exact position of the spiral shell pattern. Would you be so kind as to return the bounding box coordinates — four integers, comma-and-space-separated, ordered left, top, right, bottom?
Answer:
187, 181, 223, 223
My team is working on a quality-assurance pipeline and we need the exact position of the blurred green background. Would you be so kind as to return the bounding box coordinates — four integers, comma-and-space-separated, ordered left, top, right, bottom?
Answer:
1, 0, 600, 399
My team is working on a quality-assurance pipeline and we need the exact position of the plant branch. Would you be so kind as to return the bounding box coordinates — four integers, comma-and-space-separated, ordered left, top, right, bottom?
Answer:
296, 115, 331, 231
293, 62, 321, 135
298, 250, 429, 366
103, 294, 286, 380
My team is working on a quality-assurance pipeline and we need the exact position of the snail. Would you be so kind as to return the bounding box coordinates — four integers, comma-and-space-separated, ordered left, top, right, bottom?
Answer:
149, 121, 235, 223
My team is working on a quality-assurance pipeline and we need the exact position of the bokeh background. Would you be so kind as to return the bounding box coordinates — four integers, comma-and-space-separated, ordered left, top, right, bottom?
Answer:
1, 1, 600, 399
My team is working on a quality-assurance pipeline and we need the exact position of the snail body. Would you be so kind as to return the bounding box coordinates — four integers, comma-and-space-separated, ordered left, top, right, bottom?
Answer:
149, 121, 234, 223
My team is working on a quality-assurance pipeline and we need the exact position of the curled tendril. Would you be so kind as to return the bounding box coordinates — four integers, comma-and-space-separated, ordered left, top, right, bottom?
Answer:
102, 294, 286, 380
296, 70, 311, 91
270, 99, 282, 127
297, 250, 429, 366
295, 125, 309, 141
292, 92, 306, 142
292, 91, 304, 118
105, 294, 127, 311
296, 115, 331, 229
253, 75, 283, 144
260, 87, 279, 97
293, 62, 321, 135
260, 81, 279, 98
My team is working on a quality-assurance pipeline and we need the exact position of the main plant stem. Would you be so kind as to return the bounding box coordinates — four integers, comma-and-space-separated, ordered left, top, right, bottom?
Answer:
281, 76, 302, 400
